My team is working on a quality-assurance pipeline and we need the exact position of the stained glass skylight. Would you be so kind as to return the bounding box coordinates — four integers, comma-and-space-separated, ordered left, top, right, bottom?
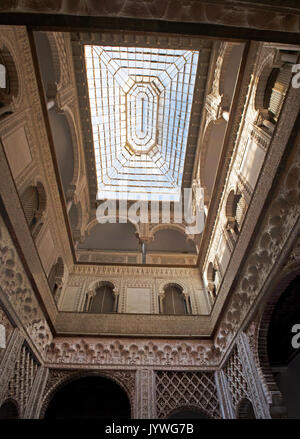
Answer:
85, 45, 199, 201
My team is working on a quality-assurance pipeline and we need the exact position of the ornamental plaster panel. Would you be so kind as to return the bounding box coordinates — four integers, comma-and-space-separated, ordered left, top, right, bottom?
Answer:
0, 214, 53, 358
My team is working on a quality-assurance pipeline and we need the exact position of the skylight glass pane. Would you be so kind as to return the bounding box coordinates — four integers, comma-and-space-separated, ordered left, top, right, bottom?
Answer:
84, 45, 199, 201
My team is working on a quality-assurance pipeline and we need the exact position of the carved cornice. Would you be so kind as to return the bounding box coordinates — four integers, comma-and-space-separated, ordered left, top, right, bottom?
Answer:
1, 2, 300, 34
71, 263, 201, 278
45, 338, 215, 369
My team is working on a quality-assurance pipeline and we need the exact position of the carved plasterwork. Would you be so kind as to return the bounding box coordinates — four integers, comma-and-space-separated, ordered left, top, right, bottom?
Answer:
3, 342, 40, 417
202, 44, 275, 282
8, 27, 74, 269
135, 369, 156, 419
236, 332, 270, 418
45, 338, 214, 369
0, 303, 13, 361
211, 99, 300, 361
223, 346, 250, 411
0, 329, 24, 405
0, 214, 53, 357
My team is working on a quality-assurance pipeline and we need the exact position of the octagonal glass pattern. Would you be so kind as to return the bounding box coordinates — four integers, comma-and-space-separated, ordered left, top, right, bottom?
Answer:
85, 45, 199, 201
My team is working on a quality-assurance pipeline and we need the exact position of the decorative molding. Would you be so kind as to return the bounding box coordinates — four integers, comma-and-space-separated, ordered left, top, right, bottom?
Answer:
0, 328, 24, 405
45, 338, 214, 369
135, 369, 156, 419
214, 370, 235, 419
3, 341, 40, 417
24, 366, 49, 419
0, 214, 53, 357
236, 332, 271, 419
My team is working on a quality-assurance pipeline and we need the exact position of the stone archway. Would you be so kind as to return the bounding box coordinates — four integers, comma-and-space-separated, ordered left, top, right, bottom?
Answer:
258, 269, 300, 418
0, 398, 19, 419
236, 398, 256, 419
43, 374, 132, 419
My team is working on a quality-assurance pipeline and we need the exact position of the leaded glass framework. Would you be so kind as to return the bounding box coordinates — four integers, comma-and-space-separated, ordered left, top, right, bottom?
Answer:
85, 45, 199, 201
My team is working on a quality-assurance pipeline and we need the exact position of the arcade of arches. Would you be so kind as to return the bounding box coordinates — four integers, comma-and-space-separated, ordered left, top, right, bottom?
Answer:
0, 2, 300, 420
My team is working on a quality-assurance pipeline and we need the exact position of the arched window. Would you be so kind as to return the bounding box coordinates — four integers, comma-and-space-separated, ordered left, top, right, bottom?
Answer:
48, 257, 64, 302
89, 283, 116, 313
207, 261, 217, 296
0, 399, 19, 419
225, 190, 246, 246
264, 65, 291, 123
20, 182, 47, 239
161, 284, 188, 315
21, 185, 39, 229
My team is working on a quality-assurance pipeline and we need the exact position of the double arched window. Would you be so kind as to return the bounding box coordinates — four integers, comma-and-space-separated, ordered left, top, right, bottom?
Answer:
85, 282, 117, 314
160, 284, 191, 315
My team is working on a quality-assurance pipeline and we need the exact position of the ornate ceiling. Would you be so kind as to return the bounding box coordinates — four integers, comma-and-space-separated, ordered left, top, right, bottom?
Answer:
71, 32, 213, 209
85, 44, 199, 201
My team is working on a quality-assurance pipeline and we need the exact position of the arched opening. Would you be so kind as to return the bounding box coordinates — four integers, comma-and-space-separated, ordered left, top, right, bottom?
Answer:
225, 190, 244, 248
48, 109, 75, 196
20, 182, 47, 239
44, 375, 131, 419
264, 65, 291, 123
161, 284, 188, 315
48, 257, 64, 301
255, 63, 292, 132
21, 185, 39, 228
236, 398, 256, 419
264, 275, 300, 418
89, 282, 116, 313
79, 222, 140, 252
148, 228, 196, 254
207, 262, 217, 301
0, 399, 19, 419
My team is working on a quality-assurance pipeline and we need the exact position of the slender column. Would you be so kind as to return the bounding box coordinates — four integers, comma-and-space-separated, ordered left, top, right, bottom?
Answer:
141, 242, 147, 265
0, 328, 24, 405
236, 332, 271, 419
135, 369, 157, 419
214, 370, 236, 419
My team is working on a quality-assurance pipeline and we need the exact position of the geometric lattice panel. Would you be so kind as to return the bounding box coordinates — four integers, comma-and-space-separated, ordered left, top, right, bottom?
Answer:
224, 347, 250, 408
155, 371, 221, 419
